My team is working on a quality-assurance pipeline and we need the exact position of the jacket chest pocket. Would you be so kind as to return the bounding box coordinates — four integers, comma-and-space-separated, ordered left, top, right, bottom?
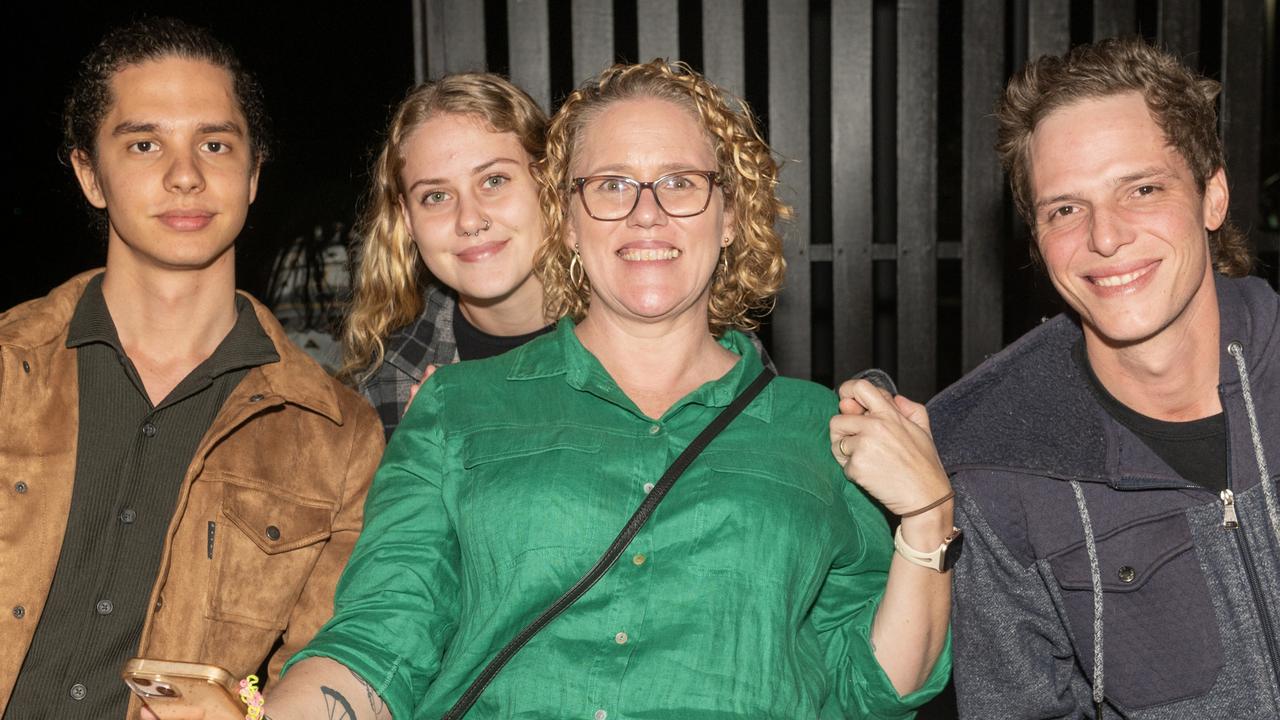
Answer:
1048, 510, 1223, 710
207, 482, 334, 630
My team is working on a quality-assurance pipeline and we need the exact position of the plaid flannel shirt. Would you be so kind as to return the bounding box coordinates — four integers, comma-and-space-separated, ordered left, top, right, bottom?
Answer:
359, 284, 460, 440
359, 284, 778, 441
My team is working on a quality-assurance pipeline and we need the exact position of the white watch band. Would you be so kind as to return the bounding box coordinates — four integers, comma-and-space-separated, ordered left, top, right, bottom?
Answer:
893, 524, 961, 572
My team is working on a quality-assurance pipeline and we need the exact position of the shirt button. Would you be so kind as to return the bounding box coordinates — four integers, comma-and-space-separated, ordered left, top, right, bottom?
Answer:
643, 482, 655, 494
1118, 566, 1136, 583
249, 393, 265, 403
119, 508, 136, 524
594, 710, 607, 720
141, 422, 157, 438
632, 553, 646, 566
96, 599, 114, 615
12, 605, 25, 619
648, 424, 661, 435
265, 525, 281, 541
154, 596, 164, 611
69, 683, 87, 701
614, 631, 628, 644
14, 481, 27, 494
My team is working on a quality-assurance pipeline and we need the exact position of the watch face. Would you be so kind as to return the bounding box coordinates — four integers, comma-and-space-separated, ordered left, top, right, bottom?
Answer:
942, 531, 964, 571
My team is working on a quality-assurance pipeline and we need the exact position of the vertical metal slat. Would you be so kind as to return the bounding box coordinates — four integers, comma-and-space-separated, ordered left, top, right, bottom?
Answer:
961, 0, 1006, 373
508, 0, 552, 111
830, 0, 874, 380
896, 0, 938, 398
638, 0, 681, 63
768, 0, 812, 378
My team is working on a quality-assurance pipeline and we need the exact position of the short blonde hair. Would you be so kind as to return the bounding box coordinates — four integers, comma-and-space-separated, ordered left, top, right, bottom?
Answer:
534, 60, 789, 335
997, 36, 1252, 276
340, 74, 548, 383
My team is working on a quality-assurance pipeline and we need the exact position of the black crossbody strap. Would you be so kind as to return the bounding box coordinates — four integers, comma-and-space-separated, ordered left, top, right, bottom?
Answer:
442, 367, 775, 719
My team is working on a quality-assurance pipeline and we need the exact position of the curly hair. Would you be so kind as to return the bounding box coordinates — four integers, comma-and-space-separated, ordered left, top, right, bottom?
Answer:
62, 16, 271, 235
534, 60, 789, 335
340, 73, 548, 383
997, 36, 1253, 277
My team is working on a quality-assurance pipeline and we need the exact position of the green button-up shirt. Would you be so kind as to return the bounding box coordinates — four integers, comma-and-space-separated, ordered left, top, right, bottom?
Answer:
289, 319, 949, 718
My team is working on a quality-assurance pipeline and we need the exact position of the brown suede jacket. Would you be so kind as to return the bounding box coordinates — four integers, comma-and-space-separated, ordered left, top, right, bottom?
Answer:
0, 271, 384, 717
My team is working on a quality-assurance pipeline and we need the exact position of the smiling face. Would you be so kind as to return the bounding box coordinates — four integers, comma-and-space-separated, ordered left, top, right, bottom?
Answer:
566, 97, 731, 329
1028, 92, 1228, 350
72, 56, 260, 273
398, 113, 543, 310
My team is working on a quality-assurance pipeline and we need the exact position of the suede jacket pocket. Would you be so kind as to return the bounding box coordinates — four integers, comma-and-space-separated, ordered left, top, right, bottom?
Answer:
1048, 510, 1224, 710
207, 481, 335, 630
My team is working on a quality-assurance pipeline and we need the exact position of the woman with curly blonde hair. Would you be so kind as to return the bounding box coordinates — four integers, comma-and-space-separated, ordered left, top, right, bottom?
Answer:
268, 61, 950, 719
342, 73, 553, 438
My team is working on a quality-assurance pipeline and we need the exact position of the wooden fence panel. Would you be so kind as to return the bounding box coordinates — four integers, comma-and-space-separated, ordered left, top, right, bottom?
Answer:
638, 0, 681, 63
421, 0, 487, 78
1093, 0, 1136, 39
1028, 0, 1070, 58
1159, 0, 1201, 60
702, 0, 745, 100
508, 0, 551, 111
1220, 0, 1265, 264
768, 0, 812, 379
961, 0, 1006, 372
409, 0, 1277, 393
830, 0, 875, 381
572, 0, 615, 82
896, 0, 938, 399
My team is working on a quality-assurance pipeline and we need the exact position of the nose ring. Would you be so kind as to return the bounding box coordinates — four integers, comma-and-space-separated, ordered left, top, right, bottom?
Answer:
464, 218, 492, 237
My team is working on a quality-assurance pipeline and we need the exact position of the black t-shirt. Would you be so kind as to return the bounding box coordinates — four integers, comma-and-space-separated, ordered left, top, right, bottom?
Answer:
1073, 341, 1227, 493
453, 303, 553, 361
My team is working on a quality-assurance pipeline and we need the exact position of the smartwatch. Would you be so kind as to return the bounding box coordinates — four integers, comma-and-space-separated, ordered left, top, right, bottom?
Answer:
893, 525, 963, 572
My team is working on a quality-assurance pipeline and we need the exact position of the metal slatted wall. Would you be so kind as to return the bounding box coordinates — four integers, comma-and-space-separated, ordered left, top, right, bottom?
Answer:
413, 0, 1278, 398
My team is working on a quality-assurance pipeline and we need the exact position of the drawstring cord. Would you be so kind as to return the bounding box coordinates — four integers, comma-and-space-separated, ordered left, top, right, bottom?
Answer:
1227, 342, 1280, 545
1069, 480, 1106, 717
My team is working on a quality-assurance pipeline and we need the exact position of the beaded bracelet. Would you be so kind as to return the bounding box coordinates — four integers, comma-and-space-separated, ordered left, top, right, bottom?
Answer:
238, 675, 265, 720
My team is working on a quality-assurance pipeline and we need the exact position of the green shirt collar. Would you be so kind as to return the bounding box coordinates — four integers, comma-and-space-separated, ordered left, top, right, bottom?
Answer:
508, 317, 772, 423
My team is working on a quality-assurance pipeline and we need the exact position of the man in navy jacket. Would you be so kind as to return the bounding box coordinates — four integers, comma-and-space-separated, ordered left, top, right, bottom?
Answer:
928, 37, 1280, 717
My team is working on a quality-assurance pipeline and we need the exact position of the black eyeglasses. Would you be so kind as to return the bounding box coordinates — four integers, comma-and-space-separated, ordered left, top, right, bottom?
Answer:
570, 171, 720, 221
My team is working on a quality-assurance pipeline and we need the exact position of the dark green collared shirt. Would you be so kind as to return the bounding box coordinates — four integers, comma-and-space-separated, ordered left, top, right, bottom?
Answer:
7, 274, 278, 719
290, 318, 949, 719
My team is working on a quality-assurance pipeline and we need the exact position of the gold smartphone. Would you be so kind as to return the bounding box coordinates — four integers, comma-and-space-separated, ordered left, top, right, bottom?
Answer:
121, 658, 248, 720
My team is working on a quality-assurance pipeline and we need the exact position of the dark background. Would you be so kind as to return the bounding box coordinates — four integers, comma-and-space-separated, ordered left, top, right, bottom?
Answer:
4, 0, 415, 310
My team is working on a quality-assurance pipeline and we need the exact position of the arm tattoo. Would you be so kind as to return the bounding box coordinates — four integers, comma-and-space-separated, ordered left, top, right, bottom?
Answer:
321, 686, 357, 720
349, 669, 391, 720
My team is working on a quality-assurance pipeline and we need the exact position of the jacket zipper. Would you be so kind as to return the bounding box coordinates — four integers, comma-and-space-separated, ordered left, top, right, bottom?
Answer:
1219, 387, 1280, 697
1220, 490, 1238, 528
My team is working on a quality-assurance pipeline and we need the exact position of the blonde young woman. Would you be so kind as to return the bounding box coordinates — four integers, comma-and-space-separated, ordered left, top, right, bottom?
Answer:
267, 61, 950, 719
343, 74, 553, 439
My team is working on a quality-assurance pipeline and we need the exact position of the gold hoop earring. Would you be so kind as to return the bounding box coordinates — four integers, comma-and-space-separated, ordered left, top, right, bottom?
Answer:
569, 248, 586, 290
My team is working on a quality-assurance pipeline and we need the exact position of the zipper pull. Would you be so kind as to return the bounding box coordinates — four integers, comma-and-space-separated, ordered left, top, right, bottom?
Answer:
1220, 489, 1239, 529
